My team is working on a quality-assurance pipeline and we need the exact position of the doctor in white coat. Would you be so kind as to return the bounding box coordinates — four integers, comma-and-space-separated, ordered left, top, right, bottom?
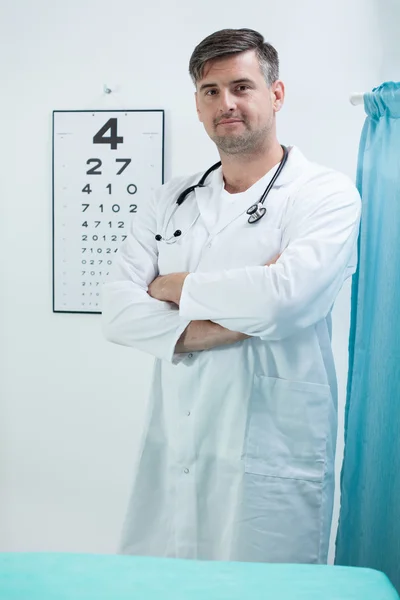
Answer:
102, 28, 361, 564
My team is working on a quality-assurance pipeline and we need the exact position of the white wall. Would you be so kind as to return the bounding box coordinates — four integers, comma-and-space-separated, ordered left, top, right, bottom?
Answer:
1, 0, 382, 562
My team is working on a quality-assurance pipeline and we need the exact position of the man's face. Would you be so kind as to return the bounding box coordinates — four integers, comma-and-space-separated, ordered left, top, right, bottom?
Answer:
195, 50, 284, 155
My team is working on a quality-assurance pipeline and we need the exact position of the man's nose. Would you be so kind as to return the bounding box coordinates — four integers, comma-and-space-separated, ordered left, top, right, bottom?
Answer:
218, 90, 237, 113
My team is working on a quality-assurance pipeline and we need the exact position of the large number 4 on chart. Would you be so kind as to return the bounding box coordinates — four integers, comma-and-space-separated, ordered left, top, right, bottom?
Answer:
93, 118, 123, 150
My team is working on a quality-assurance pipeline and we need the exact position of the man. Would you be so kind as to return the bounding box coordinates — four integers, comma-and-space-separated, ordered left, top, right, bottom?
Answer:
102, 28, 361, 564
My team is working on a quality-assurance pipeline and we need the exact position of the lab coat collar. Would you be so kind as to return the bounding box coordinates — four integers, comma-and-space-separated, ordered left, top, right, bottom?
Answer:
194, 145, 308, 236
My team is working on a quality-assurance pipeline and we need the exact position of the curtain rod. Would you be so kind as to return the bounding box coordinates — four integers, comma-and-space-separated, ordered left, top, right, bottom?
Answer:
349, 93, 365, 106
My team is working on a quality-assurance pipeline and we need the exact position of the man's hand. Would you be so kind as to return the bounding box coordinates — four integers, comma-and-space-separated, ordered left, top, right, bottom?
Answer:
267, 253, 281, 266
148, 272, 189, 305
176, 320, 250, 353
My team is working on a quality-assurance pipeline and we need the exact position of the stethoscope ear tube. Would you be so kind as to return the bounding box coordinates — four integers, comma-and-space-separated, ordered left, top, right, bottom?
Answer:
176, 161, 222, 206
245, 145, 288, 224
258, 145, 289, 205
176, 185, 197, 206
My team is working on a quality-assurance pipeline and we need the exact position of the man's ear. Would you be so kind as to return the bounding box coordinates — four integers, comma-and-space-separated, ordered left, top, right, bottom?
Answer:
272, 80, 285, 113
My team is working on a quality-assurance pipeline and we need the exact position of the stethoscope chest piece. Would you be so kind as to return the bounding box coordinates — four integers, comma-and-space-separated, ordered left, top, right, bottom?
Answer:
247, 203, 267, 224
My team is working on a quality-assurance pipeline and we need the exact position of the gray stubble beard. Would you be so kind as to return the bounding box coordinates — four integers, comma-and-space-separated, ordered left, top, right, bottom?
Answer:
211, 121, 273, 156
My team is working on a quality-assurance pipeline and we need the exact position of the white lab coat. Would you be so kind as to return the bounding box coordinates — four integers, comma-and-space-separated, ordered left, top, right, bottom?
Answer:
102, 146, 361, 564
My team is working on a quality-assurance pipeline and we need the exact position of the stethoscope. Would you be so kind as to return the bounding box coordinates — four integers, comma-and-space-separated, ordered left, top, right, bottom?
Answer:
155, 144, 289, 244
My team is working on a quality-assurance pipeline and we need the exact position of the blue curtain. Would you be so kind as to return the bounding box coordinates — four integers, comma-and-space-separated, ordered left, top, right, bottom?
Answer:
335, 82, 400, 592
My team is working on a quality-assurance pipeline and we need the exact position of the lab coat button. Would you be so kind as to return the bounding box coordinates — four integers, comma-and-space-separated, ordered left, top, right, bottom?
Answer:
184, 468, 189, 474
188, 353, 193, 358
186, 411, 191, 416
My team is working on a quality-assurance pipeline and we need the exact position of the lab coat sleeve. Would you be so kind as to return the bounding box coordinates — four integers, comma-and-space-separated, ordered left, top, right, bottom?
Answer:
101, 188, 191, 363
179, 171, 361, 341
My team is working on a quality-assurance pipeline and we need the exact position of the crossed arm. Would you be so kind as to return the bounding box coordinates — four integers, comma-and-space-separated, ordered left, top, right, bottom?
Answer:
147, 256, 280, 353
102, 175, 361, 362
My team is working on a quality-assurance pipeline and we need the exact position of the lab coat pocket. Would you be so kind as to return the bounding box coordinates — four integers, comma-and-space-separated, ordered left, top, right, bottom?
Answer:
244, 376, 330, 482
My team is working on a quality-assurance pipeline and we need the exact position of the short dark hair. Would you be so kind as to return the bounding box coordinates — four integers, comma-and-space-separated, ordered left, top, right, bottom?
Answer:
189, 28, 279, 87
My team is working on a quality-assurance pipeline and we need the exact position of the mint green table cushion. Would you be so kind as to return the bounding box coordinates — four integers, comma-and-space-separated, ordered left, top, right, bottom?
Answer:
0, 553, 398, 600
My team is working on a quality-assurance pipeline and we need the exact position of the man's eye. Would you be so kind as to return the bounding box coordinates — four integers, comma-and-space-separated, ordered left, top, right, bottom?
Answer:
237, 85, 249, 92
206, 89, 217, 96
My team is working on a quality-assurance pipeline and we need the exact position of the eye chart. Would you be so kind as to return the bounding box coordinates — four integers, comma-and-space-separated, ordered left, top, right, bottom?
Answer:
52, 110, 164, 313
